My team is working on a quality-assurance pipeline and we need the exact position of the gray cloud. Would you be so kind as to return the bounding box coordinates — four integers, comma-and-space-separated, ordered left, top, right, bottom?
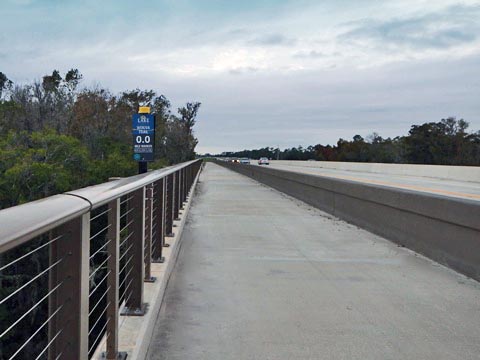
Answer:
340, 5, 480, 49
293, 50, 324, 58
226, 28, 250, 37
191, 53, 480, 153
7, 0, 34, 4
2, 0, 479, 155
248, 33, 296, 46
229, 67, 260, 75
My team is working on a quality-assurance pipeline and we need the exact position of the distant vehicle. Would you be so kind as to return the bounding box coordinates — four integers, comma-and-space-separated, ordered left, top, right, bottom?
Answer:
258, 157, 269, 165
240, 158, 250, 164
231, 158, 240, 163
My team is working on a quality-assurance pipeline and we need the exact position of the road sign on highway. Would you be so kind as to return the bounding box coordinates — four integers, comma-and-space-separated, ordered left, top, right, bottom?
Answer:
132, 113, 155, 161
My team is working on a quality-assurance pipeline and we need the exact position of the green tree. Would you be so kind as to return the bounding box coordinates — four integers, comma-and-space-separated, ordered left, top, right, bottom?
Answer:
0, 71, 13, 99
0, 130, 90, 209
165, 102, 201, 164
404, 117, 474, 165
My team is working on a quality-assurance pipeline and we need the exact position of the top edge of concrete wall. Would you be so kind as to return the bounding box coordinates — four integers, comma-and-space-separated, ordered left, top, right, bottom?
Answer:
271, 161, 480, 183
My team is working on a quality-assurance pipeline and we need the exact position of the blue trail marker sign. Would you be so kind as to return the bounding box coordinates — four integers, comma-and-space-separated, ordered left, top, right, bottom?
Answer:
132, 113, 155, 162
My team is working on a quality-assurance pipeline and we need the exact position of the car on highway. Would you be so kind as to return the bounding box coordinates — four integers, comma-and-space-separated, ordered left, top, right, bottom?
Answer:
258, 157, 269, 165
240, 158, 250, 164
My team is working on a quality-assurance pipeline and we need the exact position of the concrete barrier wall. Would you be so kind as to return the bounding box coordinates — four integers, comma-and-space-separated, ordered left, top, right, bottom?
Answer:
215, 161, 480, 281
271, 160, 480, 183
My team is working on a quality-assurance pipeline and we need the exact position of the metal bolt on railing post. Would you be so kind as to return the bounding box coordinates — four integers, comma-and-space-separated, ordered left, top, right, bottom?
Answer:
165, 173, 174, 239
144, 184, 156, 283
152, 178, 166, 263
48, 214, 90, 360
121, 187, 147, 316
103, 199, 127, 359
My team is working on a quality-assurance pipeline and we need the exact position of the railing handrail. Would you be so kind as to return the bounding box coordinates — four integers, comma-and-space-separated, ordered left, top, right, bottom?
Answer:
0, 195, 88, 253
0, 159, 199, 253
0, 158, 203, 360
67, 159, 198, 209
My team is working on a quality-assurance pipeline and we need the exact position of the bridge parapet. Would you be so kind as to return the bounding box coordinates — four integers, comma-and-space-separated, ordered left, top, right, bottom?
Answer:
0, 159, 202, 359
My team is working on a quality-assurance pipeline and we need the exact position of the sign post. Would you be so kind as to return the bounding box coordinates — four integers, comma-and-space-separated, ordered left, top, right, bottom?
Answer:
132, 106, 155, 174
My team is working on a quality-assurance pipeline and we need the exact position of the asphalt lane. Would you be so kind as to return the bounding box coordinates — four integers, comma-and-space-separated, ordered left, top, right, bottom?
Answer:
251, 162, 480, 201
146, 163, 480, 360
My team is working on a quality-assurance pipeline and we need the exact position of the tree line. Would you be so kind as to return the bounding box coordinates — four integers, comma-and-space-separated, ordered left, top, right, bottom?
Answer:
215, 117, 480, 165
0, 69, 200, 209
0, 69, 201, 359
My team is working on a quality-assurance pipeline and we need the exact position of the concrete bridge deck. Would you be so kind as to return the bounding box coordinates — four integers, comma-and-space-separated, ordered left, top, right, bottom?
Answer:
146, 163, 480, 360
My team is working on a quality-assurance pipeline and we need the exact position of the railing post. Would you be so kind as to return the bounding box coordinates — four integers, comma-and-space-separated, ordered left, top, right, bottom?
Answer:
184, 167, 188, 203
188, 165, 192, 196
179, 168, 184, 211
182, 168, 187, 206
165, 173, 174, 238
190, 163, 195, 191
104, 199, 127, 359
48, 214, 90, 360
191, 162, 196, 189
173, 171, 180, 221
121, 187, 146, 316
144, 184, 155, 282
152, 178, 166, 263
189, 164, 193, 194
189, 164, 194, 194
194, 161, 198, 184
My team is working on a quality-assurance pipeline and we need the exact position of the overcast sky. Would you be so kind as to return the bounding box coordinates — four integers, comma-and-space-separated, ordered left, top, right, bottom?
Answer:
1, 0, 480, 153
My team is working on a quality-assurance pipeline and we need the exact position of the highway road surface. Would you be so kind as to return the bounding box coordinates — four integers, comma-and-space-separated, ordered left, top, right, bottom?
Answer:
147, 163, 480, 360
251, 161, 480, 202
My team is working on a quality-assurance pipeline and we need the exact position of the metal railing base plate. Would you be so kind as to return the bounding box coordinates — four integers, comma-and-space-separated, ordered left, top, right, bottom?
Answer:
144, 276, 157, 283
100, 351, 128, 360
120, 303, 148, 316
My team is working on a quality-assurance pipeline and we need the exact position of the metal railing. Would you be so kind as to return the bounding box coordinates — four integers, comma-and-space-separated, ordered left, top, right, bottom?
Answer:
0, 159, 203, 359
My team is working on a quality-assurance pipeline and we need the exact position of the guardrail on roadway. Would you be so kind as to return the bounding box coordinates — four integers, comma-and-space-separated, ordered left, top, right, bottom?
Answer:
0, 159, 203, 359
215, 160, 480, 282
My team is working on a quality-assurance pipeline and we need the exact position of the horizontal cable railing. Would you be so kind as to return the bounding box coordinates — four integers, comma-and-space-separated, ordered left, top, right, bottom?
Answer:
0, 159, 202, 359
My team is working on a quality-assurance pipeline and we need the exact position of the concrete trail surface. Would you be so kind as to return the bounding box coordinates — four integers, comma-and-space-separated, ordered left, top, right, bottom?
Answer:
146, 163, 480, 360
